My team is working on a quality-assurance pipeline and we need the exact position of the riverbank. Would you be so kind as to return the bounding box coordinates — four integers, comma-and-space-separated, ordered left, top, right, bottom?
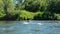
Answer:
0, 0, 60, 20
0, 10, 59, 21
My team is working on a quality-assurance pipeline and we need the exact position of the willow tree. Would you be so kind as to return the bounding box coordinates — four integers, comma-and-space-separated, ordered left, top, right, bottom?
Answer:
1, 0, 20, 20
3, 0, 15, 16
0, 0, 6, 19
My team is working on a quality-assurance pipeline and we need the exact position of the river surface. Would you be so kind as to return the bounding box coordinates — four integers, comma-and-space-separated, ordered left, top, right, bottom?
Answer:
0, 21, 60, 34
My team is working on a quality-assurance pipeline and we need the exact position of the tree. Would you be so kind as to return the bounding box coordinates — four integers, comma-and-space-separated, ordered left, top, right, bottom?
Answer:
24, 0, 40, 12
2, 0, 20, 20
47, 0, 60, 13
0, 0, 6, 19
3, 0, 15, 16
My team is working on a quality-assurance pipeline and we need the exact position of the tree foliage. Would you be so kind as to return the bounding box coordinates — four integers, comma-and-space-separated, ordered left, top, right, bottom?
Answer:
0, 0, 59, 20
0, 0, 6, 19
3, 0, 15, 15
47, 0, 60, 13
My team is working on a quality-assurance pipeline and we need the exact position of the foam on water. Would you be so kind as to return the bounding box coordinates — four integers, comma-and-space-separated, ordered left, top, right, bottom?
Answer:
37, 23, 43, 25
23, 21, 29, 24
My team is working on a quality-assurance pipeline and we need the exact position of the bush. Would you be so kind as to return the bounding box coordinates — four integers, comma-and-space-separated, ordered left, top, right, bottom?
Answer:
19, 10, 34, 20
2, 10, 20, 20
0, 9, 6, 19
54, 13, 60, 20
34, 12, 57, 20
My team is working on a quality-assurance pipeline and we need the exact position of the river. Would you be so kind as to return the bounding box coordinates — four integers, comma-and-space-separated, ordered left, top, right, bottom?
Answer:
0, 21, 60, 34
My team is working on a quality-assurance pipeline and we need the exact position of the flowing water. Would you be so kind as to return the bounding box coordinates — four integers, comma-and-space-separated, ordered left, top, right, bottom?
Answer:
0, 21, 60, 34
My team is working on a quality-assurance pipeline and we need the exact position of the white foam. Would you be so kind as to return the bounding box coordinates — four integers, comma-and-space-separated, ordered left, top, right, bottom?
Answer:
37, 23, 43, 25
23, 21, 29, 24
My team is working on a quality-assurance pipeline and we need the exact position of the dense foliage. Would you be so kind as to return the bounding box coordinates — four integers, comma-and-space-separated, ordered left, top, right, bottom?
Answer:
0, 0, 60, 20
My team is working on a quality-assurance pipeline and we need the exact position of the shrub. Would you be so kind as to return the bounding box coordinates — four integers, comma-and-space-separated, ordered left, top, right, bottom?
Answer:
34, 12, 57, 20
0, 9, 6, 19
19, 10, 34, 20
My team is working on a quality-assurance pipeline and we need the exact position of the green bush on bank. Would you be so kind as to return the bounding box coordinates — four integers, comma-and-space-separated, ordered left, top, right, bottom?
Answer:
34, 12, 57, 20
19, 10, 34, 20
0, 10, 6, 18
55, 13, 60, 20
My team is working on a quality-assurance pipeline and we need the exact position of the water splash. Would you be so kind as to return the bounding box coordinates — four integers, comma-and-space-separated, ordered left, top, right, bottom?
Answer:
23, 21, 29, 24
37, 23, 43, 25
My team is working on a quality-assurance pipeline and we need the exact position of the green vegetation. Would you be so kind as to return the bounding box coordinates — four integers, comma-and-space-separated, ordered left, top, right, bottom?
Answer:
0, 0, 60, 20
20, 10, 34, 20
